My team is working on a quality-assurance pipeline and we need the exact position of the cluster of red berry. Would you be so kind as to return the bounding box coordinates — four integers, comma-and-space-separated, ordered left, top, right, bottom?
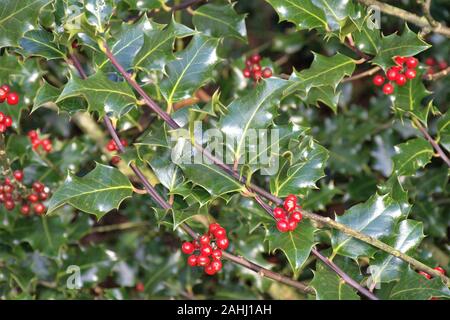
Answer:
28, 130, 52, 153
419, 266, 446, 280
274, 194, 303, 233
373, 56, 418, 95
0, 84, 19, 105
0, 84, 19, 133
181, 223, 229, 275
0, 112, 13, 133
0, 172, 49, 215
242, 54, 273, 82
425, 58, 448, 75
106, 138, 127, 152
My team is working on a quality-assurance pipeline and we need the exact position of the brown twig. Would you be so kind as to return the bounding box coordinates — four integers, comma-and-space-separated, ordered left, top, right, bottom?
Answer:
342, 66, 381, 83
413, 118, 450, 168
425, 66, 450, 81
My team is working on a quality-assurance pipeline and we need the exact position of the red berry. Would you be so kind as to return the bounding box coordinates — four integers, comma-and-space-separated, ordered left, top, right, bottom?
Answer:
43, 143, 52, 153
6, 92, 19, 105
32, 139, 41, 150
4, 200, 15, 211
245, 59, 253, 67
4, 116, 12, 127
41, 139, 51, 147
197, 255, 210, 267
4, 193, 12, 201
394, 56, 405, 65
106, 141, 116, 151
213, 227, 227, 239
372, 75, 385, 86
273, 207, 286, 219
0, 112, 4, 123
210, 259, 222, 272
187, 255, 198, 266
39, 192, 49, 201
0, 123, 6, 133
13, 170, 23, 181
291, 210, 303, 222
438, 61, 448, 70
405, 57, 418, 69
200, 244, 213, 256
262, 67, 273, 78
3, 184, 13, 193
33, 203, 46, 215
0, 193, 4, 202
111, 156, 121, 165
199, 235, 210, 246
391, 65, 402, 72
382, 83, 394, 95
212, 249, 222, 260
288, 219, 298, 231
209, 223, 221, 234
425, 58, 436, 66
405, 69, 417, 79
434, 267, 446, 275
28, 194, 39, 203
20, 205, 30, 216
216, 238, 229, 250
28, 130, 38, 140
276, 219, 289, 233
0, 88, 8, 103
32, 181, 44, 193
135, 282, 145, 292
243, 68, 251, 78
253, 70, 262, 81
395, 73, 407, 86
204, 264, 217, 275
4, 178, 11, 185
250, 54, 261, 63
1, 84, 10, 94
283, 195, 296, 212
419, 271, 432, 279
181, 241, 195, 254
386, 67, 398, 81
252, 64, 261, 72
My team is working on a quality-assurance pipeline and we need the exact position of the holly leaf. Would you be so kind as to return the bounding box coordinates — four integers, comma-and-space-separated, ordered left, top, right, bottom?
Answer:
288, 53, 355, 92
372, 25, 430, 70
134, 18, 195, 72
389, 267, 450, 300
302, 85, 341, 113
310, 259, 360, 300
160, 35, 220, 105
332, 194, 409, 259
47, 163, 133, 219
311, 0, 358, 32
265, 0, 327, 31
149, 150, 184, 192
192, 3, 247, 41
353, 23, 381, 55
83, 0, 113, 33
270, 136, 328, 197
369, 220, 424, 284
0, 0, 51, 48
57, 71, 137, 118
219, 78, 289, 164
437, 111, 450, 153
266, 219, 316, 275
392, 71, 432, 124
391, 138, 433, 176
33, 81, 86, 114
124, 0, 166, 10
19, 29, 67, 60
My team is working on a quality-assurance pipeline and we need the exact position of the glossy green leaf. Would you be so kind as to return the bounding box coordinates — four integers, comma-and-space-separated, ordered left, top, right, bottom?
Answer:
160, 35, 220, 104
0, 0, 51, 48
437, 111, 450, 153
265, 0, 327, 30
266, 219, 316, 275
33, 81, 85, 114
303, 85, 341, 113
192, 3, 247, 41
47, 163, 133, 219
270, 136, 328, 197
369, 220, 424, 284
20, 29, 67, 60
310, 259, 360, 300
391, 138, 433, 176
57, 71, 137, 117
134, 18, 195, 72
84, 0, 113, 33
332, 194, 409, 259
389, 267, 450, 300
372, 25, 430, 70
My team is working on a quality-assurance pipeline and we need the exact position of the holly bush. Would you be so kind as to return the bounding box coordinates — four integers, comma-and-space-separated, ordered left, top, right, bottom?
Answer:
0, 0, 450, 300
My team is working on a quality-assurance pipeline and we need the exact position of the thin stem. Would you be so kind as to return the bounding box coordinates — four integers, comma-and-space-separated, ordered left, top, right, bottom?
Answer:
101, 42, 450, 286
418, 0, 439, 27
170, 0, 203, 11
412, 118, 450, 168
356, 0, 450, 37
342, 66, 381, 83
425, 66, 450, 81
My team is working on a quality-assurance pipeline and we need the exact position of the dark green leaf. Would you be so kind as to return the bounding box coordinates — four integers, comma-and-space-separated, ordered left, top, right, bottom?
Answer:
391, 138, 433, 176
